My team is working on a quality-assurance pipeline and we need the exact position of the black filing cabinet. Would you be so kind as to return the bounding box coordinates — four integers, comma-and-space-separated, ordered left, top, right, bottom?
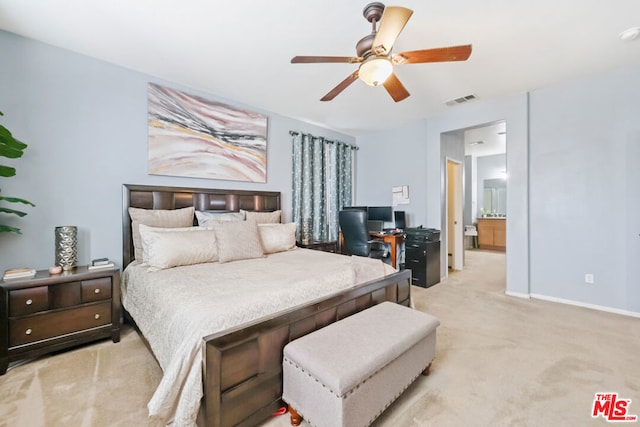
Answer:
405, 228, 441, 288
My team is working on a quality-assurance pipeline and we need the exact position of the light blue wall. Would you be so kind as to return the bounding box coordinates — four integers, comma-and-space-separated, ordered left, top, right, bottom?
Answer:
0, 30, 354, 272
356, 65, 640, 314
463, 155, 475, 227
355, 120, 429, 229
528, 65, 640, 313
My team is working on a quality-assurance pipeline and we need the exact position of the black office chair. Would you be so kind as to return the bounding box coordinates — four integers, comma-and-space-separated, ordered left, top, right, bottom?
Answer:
339, 210, 392, 264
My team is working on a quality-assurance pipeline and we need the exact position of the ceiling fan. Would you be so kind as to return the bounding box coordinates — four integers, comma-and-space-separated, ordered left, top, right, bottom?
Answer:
291, 2, 472, 102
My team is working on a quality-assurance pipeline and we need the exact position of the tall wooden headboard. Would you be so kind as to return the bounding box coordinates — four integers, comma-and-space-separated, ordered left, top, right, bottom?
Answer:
122, 184, 281, 268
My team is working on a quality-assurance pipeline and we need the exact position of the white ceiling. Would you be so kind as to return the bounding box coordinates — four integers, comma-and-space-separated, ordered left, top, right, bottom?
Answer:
464, 121, 506, 158
1, 0, 639, 137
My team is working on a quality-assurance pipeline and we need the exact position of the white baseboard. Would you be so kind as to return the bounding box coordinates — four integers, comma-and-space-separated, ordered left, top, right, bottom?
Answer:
529, 293, 640, 318
505, 290, 531, 299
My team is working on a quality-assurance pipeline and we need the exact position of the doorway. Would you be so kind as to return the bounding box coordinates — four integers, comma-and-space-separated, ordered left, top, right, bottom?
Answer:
446, 159, 463, 270
441, 120, 507, 280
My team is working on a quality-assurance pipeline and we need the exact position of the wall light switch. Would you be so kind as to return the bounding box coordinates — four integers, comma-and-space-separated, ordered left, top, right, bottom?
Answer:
585, 273, 594, 284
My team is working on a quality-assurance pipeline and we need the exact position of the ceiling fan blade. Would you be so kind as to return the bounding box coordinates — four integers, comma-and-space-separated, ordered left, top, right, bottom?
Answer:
320, 71, 359, 101
393, 45, 472, 65
291, 56, 362, 64
372, 6, 413, 56
383, 72, 410, 102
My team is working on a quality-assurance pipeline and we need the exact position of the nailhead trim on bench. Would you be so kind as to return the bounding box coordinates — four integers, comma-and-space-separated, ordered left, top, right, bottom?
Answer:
283, 354, 402, 399
283, 357, 430, 427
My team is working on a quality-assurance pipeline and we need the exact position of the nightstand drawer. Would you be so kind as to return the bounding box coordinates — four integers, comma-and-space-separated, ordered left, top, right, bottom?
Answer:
9, 287, 48, 316
9, 301, 112, 347
81, 277, 112, 302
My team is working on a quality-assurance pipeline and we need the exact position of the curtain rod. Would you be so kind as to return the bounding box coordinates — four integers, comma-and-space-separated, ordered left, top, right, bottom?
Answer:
289, 130, 359, 150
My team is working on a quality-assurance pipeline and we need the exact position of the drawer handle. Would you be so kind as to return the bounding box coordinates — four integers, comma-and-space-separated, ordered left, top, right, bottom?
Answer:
94, 314, 100, 320
94, 288, 101, 294
26, 299, 33, 305
25, 328, 32, 335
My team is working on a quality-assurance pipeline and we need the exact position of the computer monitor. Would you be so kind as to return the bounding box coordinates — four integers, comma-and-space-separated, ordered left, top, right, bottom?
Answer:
394, 211, 406, 229
345, 206, 368, 212
367, 206, 393, 222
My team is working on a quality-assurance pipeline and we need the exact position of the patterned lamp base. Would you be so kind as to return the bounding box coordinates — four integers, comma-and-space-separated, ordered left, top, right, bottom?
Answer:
55, 226, 78, 270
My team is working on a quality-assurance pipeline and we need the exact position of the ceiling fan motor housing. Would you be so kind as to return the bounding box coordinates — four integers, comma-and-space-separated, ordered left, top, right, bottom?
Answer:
356, 34, 375, 57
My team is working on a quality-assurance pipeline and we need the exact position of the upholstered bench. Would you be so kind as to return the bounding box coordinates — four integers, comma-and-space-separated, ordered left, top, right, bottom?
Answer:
282, 301, 440, 427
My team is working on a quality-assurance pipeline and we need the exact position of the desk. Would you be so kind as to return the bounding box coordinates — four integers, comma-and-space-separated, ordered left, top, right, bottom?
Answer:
339, 232, 404, 269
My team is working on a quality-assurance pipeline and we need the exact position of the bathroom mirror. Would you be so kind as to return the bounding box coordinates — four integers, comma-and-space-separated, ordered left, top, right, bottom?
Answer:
483, 178, 506, 215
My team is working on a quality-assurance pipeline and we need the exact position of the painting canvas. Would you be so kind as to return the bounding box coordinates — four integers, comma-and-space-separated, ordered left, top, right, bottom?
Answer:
147, 83, 267, 182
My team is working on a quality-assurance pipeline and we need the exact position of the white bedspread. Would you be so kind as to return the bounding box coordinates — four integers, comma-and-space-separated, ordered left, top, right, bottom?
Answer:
121, 248, 394, 426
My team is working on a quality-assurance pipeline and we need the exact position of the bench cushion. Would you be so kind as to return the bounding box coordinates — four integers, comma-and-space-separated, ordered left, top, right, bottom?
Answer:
283, 301, 439, 397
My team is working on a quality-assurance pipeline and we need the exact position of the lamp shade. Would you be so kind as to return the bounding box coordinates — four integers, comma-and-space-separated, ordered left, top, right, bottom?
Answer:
358, 57, 393, 86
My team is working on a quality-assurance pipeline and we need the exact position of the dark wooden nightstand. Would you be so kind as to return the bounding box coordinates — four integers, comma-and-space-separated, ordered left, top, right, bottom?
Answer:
296, 240, 338, 253
0, 266, 121, 375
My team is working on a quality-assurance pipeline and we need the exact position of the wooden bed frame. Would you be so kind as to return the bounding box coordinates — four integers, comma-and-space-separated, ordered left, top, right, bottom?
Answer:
122, 184, 412, 427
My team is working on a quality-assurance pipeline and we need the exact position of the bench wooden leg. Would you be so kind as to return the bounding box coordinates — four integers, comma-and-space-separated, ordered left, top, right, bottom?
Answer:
422, 362, 432, 376
288, 405, 302, 426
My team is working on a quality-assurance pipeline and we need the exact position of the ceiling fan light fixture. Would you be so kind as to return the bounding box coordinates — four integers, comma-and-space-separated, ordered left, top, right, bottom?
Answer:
358, 56, 393, 86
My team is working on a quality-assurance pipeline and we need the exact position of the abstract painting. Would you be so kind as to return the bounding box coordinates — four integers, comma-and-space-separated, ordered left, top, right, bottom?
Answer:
147, 83, 267, 182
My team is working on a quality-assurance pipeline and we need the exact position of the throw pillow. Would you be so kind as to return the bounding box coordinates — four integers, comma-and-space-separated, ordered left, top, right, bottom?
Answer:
139, 225, 218, 269
213, 220, 265, 263
258, 223, 297, 254
128, 206, 195, 261
195, 211, 245, 227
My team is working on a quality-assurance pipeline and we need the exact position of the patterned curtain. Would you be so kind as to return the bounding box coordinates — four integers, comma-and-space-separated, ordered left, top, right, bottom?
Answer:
291, 131, 354, 242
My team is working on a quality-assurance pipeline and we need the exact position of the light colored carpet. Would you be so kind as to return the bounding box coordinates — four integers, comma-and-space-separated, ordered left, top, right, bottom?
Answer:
1, 249, 638, 426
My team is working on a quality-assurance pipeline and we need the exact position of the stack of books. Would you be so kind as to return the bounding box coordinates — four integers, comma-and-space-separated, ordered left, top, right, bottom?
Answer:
88, 258, 115, 271
3, 267, 37, 281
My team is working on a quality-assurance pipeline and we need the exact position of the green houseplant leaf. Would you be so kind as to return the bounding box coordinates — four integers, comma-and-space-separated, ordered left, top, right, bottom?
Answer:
0, 111, 35, 234
0, 165, 17, 178
0, 224, 21, 233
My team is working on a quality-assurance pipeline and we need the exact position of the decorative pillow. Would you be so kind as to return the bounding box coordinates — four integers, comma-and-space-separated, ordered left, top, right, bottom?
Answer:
139, 225, 218, 270
138, 224, 213, 263
213, 220, 265, 263
195, 211, 245, 227
128, 206, 195, 261
240, 209, 282, 224
140, 224, 218, 269
258, 223, 297, 254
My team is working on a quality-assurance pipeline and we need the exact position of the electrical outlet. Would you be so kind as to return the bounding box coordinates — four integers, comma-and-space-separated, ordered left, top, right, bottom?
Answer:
585, 273, 594, 284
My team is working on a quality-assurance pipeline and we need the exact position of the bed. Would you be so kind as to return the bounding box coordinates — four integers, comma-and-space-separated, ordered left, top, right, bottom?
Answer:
121, 184, 412, 427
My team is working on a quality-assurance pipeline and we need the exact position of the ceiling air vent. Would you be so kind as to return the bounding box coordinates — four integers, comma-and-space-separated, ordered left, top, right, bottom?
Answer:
445, 93, 478, 106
